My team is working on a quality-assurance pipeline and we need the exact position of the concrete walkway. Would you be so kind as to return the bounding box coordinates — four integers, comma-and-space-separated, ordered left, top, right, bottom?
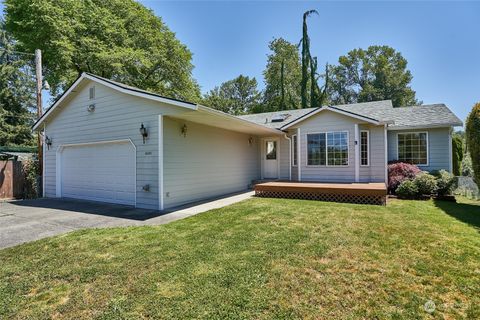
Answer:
0, 191, 254, 249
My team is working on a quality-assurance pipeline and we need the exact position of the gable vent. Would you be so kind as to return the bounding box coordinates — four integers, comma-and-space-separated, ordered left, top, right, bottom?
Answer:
89, 86, 95, 100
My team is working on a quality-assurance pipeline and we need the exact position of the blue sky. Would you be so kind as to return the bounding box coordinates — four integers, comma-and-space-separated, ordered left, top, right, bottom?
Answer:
140, 0, 479, 123
1, 1, 479, 123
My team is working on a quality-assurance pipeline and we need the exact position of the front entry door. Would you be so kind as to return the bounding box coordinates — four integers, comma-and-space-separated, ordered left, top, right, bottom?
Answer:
264, 139, 278, 179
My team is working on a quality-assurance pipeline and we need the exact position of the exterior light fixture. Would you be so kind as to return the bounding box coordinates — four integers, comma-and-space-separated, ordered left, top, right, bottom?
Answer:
45, 136, 52, 150
248, 137, 254, 146
140, 123, 148, 144
181, 124, 188, 137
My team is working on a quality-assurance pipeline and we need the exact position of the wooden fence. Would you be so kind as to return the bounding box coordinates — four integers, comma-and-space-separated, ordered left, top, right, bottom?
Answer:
0, 160, 25, 199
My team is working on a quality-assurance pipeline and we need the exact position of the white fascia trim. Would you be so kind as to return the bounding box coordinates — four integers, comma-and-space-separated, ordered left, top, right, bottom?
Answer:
33, 73, 198, 131
197, 104, 283, 136
384, 124, 388, 186
83, 74, 198, 110
281, 106, 380, 130
159, 115, 164, 211
388, 124, 462, 131
354, 124, 360, 182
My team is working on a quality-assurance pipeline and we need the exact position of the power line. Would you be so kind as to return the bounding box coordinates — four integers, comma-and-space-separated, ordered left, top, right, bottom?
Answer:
0, 48, 36, 57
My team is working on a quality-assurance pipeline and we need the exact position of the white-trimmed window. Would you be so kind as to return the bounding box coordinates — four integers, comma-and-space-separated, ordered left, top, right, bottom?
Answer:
360, 130, 369, 166
397, 132, 428, 165
292, 134, 298, 166
307, 131, 348, 166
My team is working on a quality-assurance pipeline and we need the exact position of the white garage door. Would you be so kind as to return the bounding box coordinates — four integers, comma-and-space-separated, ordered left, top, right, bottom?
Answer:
60, 142, 136, 205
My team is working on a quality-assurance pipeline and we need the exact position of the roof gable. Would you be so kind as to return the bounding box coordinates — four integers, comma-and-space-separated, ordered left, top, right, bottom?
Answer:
32, 73, 197, 130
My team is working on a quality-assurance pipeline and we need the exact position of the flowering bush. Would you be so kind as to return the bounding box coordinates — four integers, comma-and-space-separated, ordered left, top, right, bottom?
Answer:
388, 162, 422, 193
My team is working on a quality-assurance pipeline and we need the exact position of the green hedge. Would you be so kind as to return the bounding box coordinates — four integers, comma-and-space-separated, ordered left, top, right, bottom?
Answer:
466, 102, 480, 185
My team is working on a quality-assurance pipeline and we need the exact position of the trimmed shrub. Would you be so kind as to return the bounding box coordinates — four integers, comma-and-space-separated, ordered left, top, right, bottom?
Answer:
452, 134, 463, 176
462, 153, 474, 177
388, 162, 422, 193
466, 102, 480, 185
434, 169, 456, 196
413, 173, 437, 195
396, 180, 419, 199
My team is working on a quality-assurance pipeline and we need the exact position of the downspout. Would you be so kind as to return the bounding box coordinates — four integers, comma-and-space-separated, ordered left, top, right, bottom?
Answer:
284, 133, 292, 181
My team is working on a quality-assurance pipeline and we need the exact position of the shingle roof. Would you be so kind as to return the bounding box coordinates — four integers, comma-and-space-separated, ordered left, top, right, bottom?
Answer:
237, 100, 463, 130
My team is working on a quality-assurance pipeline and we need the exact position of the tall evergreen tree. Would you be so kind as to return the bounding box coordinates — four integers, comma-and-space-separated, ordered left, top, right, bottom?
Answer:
5, 0, 200, 101
300, 10, 317, 109
0, 20, 35, 146
466, 102, 480, 185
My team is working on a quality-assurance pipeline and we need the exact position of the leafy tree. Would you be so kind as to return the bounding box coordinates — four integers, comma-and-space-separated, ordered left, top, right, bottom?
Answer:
4, 0, 200, 101
452, 132, 464, 176
466, 102, 480, 185
262, 38, 302, 112
0, 20, 35, 146
328, 45, 420, 107
202, 75, 260, 115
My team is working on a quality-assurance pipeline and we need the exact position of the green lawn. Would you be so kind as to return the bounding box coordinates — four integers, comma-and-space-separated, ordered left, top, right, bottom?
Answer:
1, 197, 479, 319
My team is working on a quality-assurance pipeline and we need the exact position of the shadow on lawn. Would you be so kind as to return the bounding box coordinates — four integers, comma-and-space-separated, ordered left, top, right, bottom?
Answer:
434, 199, 480, 231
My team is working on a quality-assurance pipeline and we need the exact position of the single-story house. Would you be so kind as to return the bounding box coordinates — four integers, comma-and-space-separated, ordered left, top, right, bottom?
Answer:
33, 73, 463, 210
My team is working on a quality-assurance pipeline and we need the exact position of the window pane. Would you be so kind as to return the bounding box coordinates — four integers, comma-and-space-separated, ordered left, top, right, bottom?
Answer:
398, 133, 427, 165
327, 131, 348, 166
361, 131, 368, 166
266, 141, 277, 160
307, 133, 326, 165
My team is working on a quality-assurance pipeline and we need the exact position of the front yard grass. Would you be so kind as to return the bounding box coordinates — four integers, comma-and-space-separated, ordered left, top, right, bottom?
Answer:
1, 197, 479, 319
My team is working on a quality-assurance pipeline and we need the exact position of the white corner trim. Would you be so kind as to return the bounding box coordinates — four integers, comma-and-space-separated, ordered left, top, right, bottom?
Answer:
42, 123, 46, 198
384, 124, 388, 186
159, 115, 164, 211
448, 126, 453, 173
354, 124, 360, 182
297, 128, 301, 181
284, 134, 292, 181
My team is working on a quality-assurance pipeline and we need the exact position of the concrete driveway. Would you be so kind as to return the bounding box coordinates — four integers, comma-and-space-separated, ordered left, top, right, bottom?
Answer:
0, 192, 253, 249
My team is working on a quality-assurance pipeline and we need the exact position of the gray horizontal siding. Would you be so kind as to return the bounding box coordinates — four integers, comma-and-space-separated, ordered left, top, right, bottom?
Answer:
387, 127, 451, 172
359, 125, 386, 183
163, 117, 260, 209
44, 80, 168, 210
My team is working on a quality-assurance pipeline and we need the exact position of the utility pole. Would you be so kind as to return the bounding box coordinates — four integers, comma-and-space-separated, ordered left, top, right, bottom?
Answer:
35, 49, 43, 190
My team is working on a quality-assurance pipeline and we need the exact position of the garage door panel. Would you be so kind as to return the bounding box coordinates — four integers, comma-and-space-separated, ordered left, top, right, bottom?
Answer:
61, 142, 135, 205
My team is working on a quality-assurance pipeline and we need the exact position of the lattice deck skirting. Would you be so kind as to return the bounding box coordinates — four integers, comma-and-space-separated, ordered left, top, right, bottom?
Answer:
254, 182, 387, 206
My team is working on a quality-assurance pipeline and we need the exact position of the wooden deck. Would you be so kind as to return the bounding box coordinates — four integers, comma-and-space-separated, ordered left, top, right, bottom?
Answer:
254, 181, 387, 205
